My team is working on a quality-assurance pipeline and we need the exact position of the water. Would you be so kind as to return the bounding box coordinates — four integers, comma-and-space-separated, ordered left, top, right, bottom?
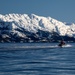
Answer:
0, 43, 75, 75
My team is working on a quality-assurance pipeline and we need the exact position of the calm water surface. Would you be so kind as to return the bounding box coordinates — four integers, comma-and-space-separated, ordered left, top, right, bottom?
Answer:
0, 43, 75, 75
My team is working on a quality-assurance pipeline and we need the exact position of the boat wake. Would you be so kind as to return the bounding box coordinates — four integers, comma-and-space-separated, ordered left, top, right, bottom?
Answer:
0, 44, 72, 51
62, 44, 72, 47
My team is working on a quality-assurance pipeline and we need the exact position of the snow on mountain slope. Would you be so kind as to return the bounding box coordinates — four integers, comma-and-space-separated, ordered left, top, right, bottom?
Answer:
0, 13, 75, 37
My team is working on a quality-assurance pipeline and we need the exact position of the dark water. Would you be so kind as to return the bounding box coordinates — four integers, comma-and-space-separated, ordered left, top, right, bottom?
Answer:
0, 43, 75, 75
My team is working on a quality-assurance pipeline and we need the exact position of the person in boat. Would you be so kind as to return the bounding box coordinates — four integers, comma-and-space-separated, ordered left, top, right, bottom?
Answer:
58, 40, 66, 47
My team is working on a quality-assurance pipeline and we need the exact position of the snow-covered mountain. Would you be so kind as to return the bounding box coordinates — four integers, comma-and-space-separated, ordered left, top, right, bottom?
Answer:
0, 13, 75, 42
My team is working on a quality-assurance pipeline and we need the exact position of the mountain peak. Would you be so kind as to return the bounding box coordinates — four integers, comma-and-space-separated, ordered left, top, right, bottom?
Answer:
0, 13, 75, 42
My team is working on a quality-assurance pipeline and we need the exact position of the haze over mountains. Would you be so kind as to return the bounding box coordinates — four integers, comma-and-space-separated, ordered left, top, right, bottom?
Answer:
0, 13, 75, 42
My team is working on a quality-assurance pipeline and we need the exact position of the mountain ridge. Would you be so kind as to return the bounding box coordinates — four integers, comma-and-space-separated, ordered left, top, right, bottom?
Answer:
0, 13, 75, 42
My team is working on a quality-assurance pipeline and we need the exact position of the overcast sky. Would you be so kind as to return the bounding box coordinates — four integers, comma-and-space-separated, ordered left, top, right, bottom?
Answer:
0, 0, 75, 23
